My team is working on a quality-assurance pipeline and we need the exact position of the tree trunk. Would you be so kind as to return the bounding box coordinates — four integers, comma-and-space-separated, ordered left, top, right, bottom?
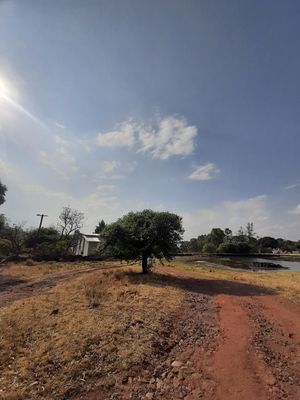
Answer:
142, 254, 148, 274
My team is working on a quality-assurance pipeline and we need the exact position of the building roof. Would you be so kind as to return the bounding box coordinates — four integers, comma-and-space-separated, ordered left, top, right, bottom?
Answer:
82, 233, 100, 243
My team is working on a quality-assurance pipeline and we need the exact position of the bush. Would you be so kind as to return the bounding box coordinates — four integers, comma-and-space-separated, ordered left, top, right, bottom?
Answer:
202, 243, 217, 254
217, 242, 237, 254
33, 241, 68, 261
83, 278, 107, 308
25, 227, 60, 248
24, 258, 35, 266
0, 239, 12, 257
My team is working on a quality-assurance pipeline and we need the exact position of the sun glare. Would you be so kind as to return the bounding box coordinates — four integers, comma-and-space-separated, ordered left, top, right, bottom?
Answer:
0, 77, 14, 99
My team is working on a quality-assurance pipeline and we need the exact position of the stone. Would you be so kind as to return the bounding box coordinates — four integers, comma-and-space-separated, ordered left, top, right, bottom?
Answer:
171, 360, 183, 368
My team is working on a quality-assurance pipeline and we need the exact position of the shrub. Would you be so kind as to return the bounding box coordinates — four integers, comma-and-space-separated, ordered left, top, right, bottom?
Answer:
217, 242, 238, 254
83, 278, 107, 308
202, 243, 217, 254
0, 239, 12, 257
24, 258, 35, 266
33, 240, 68, 261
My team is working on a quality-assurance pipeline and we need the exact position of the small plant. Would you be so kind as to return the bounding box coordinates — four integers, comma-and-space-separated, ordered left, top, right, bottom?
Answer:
83, 278, 107, 308
24, 258, 35, 266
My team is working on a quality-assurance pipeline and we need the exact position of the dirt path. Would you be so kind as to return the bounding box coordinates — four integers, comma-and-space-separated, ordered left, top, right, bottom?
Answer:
126, 266, 300, 400
0, 268, 97, 308
212, 295, 269, 400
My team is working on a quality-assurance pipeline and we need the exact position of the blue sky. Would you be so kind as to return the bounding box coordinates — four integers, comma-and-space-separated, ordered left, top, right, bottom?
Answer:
0, 0, 300, 239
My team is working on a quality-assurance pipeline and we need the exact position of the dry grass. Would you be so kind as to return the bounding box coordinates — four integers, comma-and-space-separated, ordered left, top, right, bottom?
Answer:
170, 257, 300, 302
0, 264, 182, 399
0, 260, 127, 281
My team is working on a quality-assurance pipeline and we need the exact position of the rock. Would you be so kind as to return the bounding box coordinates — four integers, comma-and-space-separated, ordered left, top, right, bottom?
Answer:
266, 375, 276, 386
145, 393, 153, 399
156, 379, 163, 389
171, 360, 183, 368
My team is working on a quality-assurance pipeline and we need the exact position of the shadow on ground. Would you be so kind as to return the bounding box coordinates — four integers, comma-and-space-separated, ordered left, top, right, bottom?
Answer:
126, 269, 276, 297
0, 276, 26, 291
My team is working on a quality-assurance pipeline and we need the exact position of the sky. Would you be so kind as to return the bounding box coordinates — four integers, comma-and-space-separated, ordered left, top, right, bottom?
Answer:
0, 0, 300, 239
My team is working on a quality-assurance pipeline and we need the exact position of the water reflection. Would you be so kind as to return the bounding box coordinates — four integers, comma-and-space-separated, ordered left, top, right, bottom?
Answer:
196, 256, 300, 272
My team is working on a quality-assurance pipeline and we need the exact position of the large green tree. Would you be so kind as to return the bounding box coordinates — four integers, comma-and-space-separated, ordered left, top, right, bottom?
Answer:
0, 180, 7, 206
100, 209, 184, 273
95, 219, 106, 234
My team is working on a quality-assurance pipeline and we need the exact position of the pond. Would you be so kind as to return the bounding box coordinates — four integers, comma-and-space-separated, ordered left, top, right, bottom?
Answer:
195, 256, 300, 272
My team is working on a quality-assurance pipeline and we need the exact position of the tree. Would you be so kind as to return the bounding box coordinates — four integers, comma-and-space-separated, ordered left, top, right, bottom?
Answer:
4, 223, 26, 255
246, 222, 256, 240
95, 219, 106, 234
202, 242, 217, 254
0, 180, 7, 206
58, 206, 84, 238
257, 237, 278, 252
209, 228, 225, 247
25, 227, 60, 248
100, 209, 184, 273
224, 228, 232, 242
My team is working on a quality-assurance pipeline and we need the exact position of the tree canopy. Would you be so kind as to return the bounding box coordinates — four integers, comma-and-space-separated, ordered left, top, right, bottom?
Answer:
0, 180, 7, 206
100, 209, 184, 273
95, 219, 106, 234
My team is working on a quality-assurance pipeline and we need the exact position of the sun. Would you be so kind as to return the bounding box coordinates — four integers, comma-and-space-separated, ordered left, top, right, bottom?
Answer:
0, 77, 14, 99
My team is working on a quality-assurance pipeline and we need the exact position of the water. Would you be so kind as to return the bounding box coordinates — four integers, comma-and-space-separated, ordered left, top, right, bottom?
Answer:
196, 256, 300, 272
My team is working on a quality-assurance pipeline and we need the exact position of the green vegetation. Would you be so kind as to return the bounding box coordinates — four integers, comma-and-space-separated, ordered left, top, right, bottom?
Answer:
100, 209, 184, 273
0, 179, 7, 206
94, 219, 106, 234
181, 222, 300, 254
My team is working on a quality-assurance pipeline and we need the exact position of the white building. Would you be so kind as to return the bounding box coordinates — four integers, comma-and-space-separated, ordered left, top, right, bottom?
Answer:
75, 233, 100, 256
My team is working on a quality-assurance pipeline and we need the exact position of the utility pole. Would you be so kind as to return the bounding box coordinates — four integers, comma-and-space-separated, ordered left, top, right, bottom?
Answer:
36, 213, 48, 232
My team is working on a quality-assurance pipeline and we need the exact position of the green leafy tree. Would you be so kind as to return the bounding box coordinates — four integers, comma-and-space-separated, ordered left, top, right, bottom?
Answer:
95, 219, 106, 234
0, 180, 7, 206
197, 234, 209, 252
257, 237, 278, 253
209, 228, 225, 247
224, 228, 232, 242
202, 242, 217, 253
3, 223, 26, 255
100, 209, 184, 273
25, 227, 60, 248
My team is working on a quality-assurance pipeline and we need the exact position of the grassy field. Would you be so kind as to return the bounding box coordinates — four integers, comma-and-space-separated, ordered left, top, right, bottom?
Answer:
0, 263, 182, 399
0, 258, 299, 399
169, 256, 300, 302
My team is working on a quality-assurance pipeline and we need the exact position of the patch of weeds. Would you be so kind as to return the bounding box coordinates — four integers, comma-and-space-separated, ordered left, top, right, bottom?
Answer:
83, 277, 108, 308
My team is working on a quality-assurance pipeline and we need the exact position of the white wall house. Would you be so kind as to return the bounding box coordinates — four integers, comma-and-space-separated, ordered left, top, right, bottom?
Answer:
75, 233, 100, 256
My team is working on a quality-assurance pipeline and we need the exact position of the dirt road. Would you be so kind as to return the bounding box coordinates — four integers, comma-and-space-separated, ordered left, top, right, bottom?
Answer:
123, 267, 300, 400
0, 267, 97, 308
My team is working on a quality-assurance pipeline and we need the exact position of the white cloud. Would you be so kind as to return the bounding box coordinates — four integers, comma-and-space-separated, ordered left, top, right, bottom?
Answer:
182, 195, 270, 239
97, 120, 137, 149
285, 182, 300, 190
138, 116, 197, 160
55, 135, 69, 146
96, 115, 197, 160
0, 159, 122, 231
189, 163, 220, 181
102, 160, 120, 173
38, 146, 79, 180
289, 204, 300, 215
55, 122, 65, 129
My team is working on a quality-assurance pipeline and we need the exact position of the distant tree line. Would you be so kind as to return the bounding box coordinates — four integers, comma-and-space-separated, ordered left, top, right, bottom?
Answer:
1, 177, 299, 263
181, 223, 300, 254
